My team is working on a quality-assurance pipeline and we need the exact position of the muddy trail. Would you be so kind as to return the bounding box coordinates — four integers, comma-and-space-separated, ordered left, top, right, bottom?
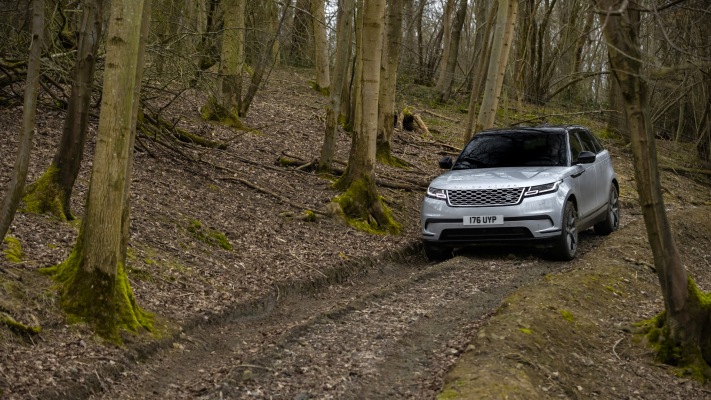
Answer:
72, 239, 606, 400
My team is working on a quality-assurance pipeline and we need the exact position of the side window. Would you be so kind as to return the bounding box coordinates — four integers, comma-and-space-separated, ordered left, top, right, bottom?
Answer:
578, 129, 603, 153
569, 131, 584, 163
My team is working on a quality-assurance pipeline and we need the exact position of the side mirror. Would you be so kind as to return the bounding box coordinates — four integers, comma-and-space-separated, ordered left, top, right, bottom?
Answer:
438, 156, 453, 169
576, 151, 596, 164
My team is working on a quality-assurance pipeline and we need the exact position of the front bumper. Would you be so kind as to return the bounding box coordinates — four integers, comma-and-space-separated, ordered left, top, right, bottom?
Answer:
420, 191, 565, 245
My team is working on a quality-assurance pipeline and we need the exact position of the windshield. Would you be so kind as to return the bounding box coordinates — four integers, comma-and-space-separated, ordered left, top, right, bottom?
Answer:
453, 131, 567, 169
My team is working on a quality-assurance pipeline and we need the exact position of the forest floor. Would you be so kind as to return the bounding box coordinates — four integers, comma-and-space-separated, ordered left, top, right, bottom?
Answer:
1, 67, 711, 399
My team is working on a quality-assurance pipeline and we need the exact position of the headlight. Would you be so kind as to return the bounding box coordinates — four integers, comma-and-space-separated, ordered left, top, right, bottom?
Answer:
426, 187, 447, 200
524, 181, 561, 197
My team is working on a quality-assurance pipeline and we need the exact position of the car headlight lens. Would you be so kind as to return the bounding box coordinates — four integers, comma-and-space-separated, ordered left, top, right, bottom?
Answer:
524, 181, 561, 197
426, 187, 447, 200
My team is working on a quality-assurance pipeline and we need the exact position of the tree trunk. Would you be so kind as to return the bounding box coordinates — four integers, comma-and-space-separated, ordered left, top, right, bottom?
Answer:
290, 0, 311, 66
319, 0, 354, 173
220, 0, 245, 113
43, 0, 152, 342
597, 0, 711, 373
434, 0, 455, 93
311, 0, 330, 91
239, 0, 292, 117
335, 0, 400, 235
23, 0, 103, 221
376, 0, 403, 162
475, 0, 517, 132
463, 0, 496, 142
436, 0, 467, 103
0, 0, 44, 241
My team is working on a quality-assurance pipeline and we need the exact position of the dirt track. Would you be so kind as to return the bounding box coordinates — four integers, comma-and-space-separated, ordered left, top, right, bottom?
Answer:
87, 243, 598, 399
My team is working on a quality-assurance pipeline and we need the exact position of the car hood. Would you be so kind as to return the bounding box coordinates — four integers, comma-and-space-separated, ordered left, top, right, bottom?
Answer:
429, 166, 570, 190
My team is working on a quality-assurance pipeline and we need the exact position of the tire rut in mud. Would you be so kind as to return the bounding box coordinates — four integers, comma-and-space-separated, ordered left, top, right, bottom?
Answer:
95, 245, 571, 400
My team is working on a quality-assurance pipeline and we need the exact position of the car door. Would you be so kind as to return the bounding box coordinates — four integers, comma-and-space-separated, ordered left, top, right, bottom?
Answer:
577, 128, 610, 212
568, 129, 598, 219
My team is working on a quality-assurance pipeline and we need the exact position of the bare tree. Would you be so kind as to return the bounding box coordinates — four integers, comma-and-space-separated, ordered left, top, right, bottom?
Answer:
376, 0, 403, 163
43, 0, 153, 341
436, 0, 467, 103
22, 0, 103, 221
334, 0, 400, 235
0, 0, 44, 241
311, 0, 330, 92
319, 0, 354, 173
597, 0, 711, 374
474, 0, 517, 132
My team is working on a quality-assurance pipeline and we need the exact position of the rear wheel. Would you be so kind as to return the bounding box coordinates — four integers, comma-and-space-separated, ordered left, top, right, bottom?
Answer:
423, 242, 452, 261
594, 185, 620, 235
551, 201, 578, 261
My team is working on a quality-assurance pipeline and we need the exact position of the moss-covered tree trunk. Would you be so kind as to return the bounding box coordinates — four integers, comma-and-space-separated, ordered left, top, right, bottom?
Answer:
43, 0, 152, 342
376, 0, 402, 164
597, 0, 711, 377
335, 0, 400, 235
319, 0, 354, 173
463, 1, 496, 142
23, 0, 103, 221
0, 0, 44, 241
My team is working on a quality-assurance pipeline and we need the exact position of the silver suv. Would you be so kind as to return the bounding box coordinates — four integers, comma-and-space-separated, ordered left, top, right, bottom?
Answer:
420, 126, 619, 261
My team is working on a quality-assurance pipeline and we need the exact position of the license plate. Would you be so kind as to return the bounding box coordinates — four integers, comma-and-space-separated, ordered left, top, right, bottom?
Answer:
463, 215, 504, 225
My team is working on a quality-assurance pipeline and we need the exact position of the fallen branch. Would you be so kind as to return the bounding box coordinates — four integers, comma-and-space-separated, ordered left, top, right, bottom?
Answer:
419, 109, 460, 123
623, 257, 656, 273
659, 164, 711, 176
413, 113, 432, 139
219, 176, 328, 215
510, 110, 617, 126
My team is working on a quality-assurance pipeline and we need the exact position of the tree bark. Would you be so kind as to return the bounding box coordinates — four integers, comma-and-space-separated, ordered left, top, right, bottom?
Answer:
0, 0, 44, 241
335, 0, 400, 234
311, 0, 330, 91
463, 0, 496, 142
434, 0, 455, 93
475, 0, 517, 132
319, 0, 354, 173
45, 0, 152, 341
23, 0, 103, 221
596, 0, 711, 371
220, 0, 245, 113
436, 0, 467, 103
376, 0, 403, 161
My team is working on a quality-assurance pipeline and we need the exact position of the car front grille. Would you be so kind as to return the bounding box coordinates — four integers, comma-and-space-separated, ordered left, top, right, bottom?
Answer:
447, 187, 524, 207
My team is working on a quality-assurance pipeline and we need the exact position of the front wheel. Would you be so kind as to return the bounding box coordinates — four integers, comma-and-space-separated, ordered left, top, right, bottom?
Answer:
551, 201, 578, 261
594, 185, 620, 235
423, 241, 452, 261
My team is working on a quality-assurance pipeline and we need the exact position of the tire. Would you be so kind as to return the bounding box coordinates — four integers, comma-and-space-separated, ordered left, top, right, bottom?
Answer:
594, 185, 620, 235
551, 201, 578, 261
423, 241, 452, 261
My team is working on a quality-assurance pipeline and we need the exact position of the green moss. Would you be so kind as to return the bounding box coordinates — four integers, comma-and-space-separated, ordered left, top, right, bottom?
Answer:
3, 236, 23, 263
519, 328, 533, 335
376, 145, 410, 169
21, 164, 68, 220
41, 242, 153, 343
188, 220, 233, 250
437, 387, 461, 400
0, 312, 41, 336
309, 81, 330, 96
331, 178, 401, 235
302, 210, 317, 222
200, 97, 245, 130
560, 309, 575, 323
